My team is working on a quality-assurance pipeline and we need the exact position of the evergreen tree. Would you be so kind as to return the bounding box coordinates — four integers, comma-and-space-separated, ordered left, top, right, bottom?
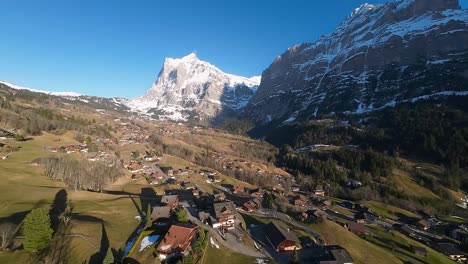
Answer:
23, 208, 53, 252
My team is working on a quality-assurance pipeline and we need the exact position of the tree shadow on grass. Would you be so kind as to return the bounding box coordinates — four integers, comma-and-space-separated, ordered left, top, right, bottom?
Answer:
140, 187, 159, 214
88, 222, 109, 264
49, 189, 68, 232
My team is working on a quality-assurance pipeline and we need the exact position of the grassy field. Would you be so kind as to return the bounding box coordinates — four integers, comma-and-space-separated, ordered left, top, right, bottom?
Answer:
365, 201, 421, 221
202, 239, 258, 264
308, 220, 401, 264
365, 225, 454, 264
393, 168, 439, 199
0, 133, 142, 264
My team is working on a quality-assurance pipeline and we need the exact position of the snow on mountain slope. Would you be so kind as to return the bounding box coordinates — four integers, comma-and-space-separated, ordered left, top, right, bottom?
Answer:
127, 53, 260, 122
244, 0, 468, 123
0, 81, 81, 97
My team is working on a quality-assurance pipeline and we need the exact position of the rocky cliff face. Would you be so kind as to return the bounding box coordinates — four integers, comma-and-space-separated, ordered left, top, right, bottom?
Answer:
244, 0, 468, 123
127, 53, 260, 122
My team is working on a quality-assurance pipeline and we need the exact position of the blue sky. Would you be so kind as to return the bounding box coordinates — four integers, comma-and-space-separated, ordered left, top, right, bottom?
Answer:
1, 0, 467, 98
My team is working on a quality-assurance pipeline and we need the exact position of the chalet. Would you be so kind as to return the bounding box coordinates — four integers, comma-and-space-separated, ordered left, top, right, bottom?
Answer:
151, 206, 172, 222
208, 175, 221, 182
161, 195, 179, 209
450, 226, 468, 244
291, 195, 308, 207
127, 162, 143, 172
301, 209, 327, 222
434, 243, 466, 262
417, 219, 432, 230
354, 212, 374, 224
233, 185, 245, 194
249, 188, 264, 198
213, 192, 226, 202
319, 245, 354, 264
291, 186, 300, 192
156, 223, 197, 260
242, 199, 262, 212
182, 182, 196, 190
345, 180, 362, 189
410, 245, 428, 257
344, 221, 365, 236
263, 221, 299, 251
322, 200, 333, 207
314, 189, 326, 196
213, 201, 236, 229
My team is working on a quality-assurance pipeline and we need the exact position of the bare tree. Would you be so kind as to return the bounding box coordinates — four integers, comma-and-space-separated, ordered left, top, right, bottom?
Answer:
0, 222, 17, 251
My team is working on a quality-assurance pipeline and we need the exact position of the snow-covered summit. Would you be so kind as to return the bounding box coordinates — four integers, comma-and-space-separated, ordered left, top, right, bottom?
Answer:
127, 53, 260, 122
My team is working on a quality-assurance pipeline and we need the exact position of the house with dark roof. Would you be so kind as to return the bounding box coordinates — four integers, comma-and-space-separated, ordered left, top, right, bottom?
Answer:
151, 206, 172, 222
434, 243, 466, 262
156, 223, 197, 260
263, 221, 299, 251
344, 221, 365, 236
161, 195, 179, 209
213, 201, 236, 229
242, 199, 261, 212
319, 245, 354, 264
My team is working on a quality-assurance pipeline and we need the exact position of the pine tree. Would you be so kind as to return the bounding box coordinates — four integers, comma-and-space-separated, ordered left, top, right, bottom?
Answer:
23, 208, 53, 252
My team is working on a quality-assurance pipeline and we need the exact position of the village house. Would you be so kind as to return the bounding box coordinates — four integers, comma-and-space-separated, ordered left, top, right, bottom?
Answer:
449, 225, 468, 244
291, 195, 308, 207
127, 162, 143, 173
344, 221, 366, 236
248, 188, 264, 198
151, 206, 172, 223
213, 192, 226, 202
242, 199, 262, 212
314, 189, 326, 196
156, 223, 197, 260
417, 219, 432, 230
233, 185, 245, 194
212, 201, 236, 230
301, 209, 328, 222
263, 221, 299, 252
434, 243, 466, 262
161, 195, 179, 209
319, 245, 354, 264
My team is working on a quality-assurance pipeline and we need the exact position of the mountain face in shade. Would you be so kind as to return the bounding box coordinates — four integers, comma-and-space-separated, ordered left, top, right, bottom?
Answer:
127, 53, 260, 122
244, 0, 468, 123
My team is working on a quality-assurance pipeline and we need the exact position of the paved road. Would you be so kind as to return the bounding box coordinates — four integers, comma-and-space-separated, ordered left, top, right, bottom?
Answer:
181, 203, 267, 258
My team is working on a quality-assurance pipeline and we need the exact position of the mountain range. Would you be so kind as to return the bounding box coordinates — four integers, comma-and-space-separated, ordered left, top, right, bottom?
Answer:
2, 0, 468, 125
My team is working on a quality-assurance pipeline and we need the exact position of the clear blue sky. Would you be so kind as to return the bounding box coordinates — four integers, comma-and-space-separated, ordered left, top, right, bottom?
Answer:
1, 0, 467, 98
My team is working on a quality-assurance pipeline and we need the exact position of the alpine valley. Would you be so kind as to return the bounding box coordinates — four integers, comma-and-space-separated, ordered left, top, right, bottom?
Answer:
2, 1, 468, 264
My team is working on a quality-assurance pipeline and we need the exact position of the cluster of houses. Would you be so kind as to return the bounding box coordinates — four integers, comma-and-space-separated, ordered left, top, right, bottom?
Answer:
147, 194, 200, 260
115, 122, 150, 146
50, 144, 89, 154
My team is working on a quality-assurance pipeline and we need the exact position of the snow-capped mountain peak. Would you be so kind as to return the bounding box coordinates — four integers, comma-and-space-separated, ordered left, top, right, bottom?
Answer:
127, 53, 260, 122
245, 0, 468, 123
